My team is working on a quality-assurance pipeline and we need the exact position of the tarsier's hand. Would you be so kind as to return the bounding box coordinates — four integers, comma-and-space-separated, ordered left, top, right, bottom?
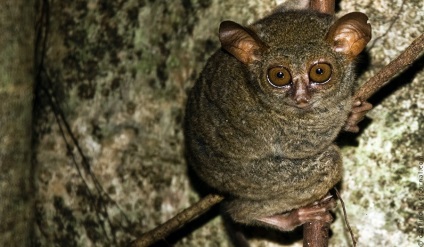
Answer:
344, 99, 373, 133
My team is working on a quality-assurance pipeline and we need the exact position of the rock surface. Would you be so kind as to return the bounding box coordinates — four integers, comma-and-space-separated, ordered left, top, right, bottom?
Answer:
33, 0, 423, 246
0, 1, 34, 246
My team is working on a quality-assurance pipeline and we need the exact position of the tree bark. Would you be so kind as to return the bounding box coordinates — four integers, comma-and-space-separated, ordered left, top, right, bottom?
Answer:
303, 222, 330, 247
310, 0, 335, 15
0, 0, 35, 246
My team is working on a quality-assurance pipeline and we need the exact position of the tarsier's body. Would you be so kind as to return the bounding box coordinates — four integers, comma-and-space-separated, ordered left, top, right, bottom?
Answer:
185, 7, 371, 231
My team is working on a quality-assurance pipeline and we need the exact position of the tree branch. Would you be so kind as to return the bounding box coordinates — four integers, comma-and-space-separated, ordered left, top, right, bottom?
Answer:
334, 188, 357, 247
303, 2, 336, 245
310, 0, 335, 15
130, 194, 224, 247
303, 221, 330, 247
354, 33, 424, 101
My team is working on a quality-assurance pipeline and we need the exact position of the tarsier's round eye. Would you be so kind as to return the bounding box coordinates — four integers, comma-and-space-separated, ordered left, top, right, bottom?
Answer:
267, 67, 292, 87
309, 63, 332, 83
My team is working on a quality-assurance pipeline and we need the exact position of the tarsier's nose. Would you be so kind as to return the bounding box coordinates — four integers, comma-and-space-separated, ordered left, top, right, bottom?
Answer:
295, 99, 310, 109
295, 94, 309, 105
293, 78, 311, 108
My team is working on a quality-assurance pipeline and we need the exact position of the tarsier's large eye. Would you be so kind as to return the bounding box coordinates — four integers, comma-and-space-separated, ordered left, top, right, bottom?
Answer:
267, 67, 292, 87
309, 63, 332, 83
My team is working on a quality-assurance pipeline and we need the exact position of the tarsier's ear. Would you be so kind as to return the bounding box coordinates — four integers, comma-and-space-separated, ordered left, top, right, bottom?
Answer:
219, 21, 266, 64
326, 12, 372, 59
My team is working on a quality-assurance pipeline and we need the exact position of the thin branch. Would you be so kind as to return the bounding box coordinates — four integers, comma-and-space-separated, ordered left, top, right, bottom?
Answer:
367, 0, 405, 51
334, 188, 356, 247
354, 33, 424, 101
130, 194, 224, 247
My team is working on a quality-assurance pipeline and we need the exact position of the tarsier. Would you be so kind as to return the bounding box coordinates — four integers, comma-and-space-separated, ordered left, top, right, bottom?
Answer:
185, 2, 372, 234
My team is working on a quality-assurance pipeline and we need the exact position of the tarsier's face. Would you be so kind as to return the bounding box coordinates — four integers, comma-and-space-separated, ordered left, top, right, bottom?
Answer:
219, 11, 371, 113
268, 62, 334, 109
259, 52, 344, 111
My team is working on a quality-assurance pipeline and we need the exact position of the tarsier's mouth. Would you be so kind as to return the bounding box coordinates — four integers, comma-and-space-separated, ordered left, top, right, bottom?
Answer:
294, 102, 312, 109
287, 101, 314, 110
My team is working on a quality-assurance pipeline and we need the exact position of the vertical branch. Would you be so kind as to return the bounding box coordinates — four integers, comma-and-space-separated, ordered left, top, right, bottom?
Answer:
303, 222, 330, 247
310, 0, 335, 15
303, 2, 336, 246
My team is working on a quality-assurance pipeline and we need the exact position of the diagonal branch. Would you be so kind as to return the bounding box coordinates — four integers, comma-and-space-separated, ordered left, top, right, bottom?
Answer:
354, 33, 424, 101
130, 194, 224, 247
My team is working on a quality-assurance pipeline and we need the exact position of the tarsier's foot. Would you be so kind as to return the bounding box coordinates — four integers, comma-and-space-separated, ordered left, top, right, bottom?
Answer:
257, 195, 336, 231
344, 99, 373, 133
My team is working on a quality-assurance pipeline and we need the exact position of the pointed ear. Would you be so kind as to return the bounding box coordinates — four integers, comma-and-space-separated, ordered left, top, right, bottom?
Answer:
326, 12, 372, 59
219, 21, 265, 64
